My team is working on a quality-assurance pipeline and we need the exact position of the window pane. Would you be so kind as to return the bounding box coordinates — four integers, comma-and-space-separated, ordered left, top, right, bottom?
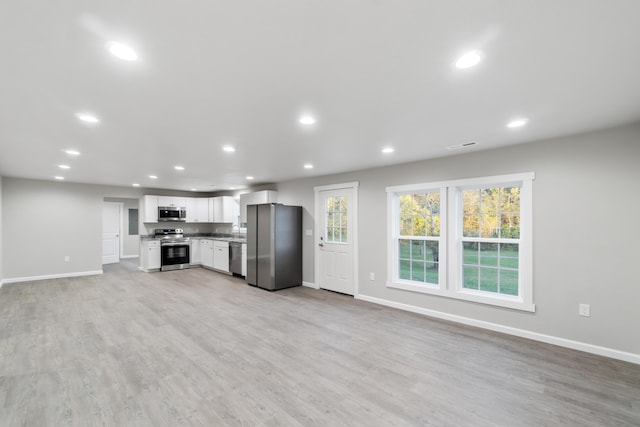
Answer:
480, 213, 499, 238
413, 215, 427, 236
411, 240, 425, 260
411, 261, 425, 281
426, 193, 440, 215
400, 215, 412, 236
463, 242, 478, 265
500, 244, 519, 269
399, 239, 410, 258
479, 268, 498, 292
463, 189, 480, 213
425, 215, 440, 237
463, 266, 478, 289
412, 194, 426, 215
327, 212, 334, 227
327, 228, 334, 242
340, 196, 347, 211
463, 214, 480, 237
341, 228, 347, 242
500, 187, 520, 213
499, 270, 519, 296
426, 241, 439, 263
327, 197, 333, 211
341, 213, 348, 227
399, 259, 410, 280
333, 196, 341, 211
501, 214, 520, 239
480, 243, 498, 267
426, 267, 438, 284
481, 188, 499, 213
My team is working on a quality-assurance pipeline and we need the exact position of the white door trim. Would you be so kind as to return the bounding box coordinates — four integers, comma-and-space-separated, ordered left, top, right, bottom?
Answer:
314, 182, 359, 296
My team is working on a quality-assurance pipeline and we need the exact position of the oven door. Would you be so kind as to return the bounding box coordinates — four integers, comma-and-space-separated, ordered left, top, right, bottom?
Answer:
161, 243, 190, 271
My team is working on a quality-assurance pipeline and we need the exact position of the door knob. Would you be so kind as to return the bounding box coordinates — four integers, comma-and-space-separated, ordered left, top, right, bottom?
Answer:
319, 243, 324, 247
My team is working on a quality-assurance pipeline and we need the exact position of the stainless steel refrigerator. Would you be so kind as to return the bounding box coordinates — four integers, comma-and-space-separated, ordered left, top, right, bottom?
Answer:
246, 203, 302, 291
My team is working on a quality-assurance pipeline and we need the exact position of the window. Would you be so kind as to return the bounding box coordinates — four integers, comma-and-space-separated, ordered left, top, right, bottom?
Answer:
326, 196, 348, 243
387, 173, 534, 312
398, 192, 441, 285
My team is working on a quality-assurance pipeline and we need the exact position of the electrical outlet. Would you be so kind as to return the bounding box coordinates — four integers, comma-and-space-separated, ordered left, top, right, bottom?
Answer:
64, 256, 70, 262
369, 272, 375, 281
579, 304, 590, 317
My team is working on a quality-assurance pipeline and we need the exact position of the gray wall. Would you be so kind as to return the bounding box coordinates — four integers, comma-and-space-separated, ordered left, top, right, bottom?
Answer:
1, 179, 211, 279
275, 122, 640, 355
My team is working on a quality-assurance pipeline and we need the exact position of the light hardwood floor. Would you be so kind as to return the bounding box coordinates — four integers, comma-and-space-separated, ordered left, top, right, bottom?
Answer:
1, 260, 639, 426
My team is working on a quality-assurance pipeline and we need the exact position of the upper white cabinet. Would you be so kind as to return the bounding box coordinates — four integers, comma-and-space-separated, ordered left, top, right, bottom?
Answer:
142, 195, 159, 223
209, 196, 238, 223
239, 190, 277, 224
186, 198, 210, 223
158, 196, 186, 207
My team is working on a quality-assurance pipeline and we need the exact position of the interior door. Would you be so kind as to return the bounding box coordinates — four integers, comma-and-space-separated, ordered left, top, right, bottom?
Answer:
318, 188, 354, 295
102, 202, 121, 264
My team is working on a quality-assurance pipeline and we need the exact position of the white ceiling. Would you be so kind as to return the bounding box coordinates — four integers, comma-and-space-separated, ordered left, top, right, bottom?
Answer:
1, 1, 640, 192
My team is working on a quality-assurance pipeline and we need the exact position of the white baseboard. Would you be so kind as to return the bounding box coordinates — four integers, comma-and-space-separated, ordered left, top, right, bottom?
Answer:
2, 270, 104, 284
302, 281, 318, 289
355, 294, 640, 365
120, 255, 139, 259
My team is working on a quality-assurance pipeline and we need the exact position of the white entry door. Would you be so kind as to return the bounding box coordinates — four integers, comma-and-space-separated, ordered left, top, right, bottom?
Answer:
102, 202, 121, 264
316, 183, 358, 295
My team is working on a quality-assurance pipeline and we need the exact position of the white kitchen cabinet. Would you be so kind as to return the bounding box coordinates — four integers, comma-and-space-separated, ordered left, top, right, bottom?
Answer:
186, 198, 210, 223
140, 240, 161, 271
158, 196, 186, 208
239, 190, 277, 224
241, 243, 247, 277
200, 239, 214, 269
213, 240, 230, 273
190, 238, 201, 265
209, 196, 238, 223
142, 195, 159, 223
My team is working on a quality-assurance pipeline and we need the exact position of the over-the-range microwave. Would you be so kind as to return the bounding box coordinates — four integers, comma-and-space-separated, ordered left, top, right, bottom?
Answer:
158, 206, 186, 222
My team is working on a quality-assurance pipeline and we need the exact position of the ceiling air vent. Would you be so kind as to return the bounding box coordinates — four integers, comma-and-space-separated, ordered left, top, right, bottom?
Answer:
446, 141, 478, 150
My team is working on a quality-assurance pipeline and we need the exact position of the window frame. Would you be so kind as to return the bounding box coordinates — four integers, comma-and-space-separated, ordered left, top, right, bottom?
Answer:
387, 172, 535, 312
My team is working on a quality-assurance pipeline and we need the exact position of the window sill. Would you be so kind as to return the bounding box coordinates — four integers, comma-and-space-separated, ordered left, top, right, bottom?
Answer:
387, 280, 536, 313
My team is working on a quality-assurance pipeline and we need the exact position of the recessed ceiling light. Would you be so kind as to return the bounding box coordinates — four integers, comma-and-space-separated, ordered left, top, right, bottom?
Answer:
382, 147, 395, 154
58, 164, 70, 169
246, 176, 254, 180
76, 113, 99, 124
132, 183, 140, 187
455, 50, 482, 69
299, 115, 316, 125
107, 42, 138, 61
304, 163, 313, 169
174, 165, 185, 171
507, 119, 528, 128
223, 145, 236, 153
65, 149, 80, 156
54, 176, 65, 180
149, 175, 158, 179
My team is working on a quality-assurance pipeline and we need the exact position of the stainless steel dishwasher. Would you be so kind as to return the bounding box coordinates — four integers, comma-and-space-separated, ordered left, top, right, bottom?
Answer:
229, 242, 243, 276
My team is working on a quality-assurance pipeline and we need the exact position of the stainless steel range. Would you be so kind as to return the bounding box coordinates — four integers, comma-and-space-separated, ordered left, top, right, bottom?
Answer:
155, 228, 191, 271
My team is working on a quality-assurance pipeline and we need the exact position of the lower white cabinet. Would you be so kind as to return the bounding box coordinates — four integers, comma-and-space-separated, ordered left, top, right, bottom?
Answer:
213, 240, 230, 273
201, 239, 214, 269
141, 240, 161, 271
190, 239, 201, 265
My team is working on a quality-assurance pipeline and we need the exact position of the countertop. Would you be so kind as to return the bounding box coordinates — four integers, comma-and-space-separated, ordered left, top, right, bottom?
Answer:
141, 234, 246, 243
